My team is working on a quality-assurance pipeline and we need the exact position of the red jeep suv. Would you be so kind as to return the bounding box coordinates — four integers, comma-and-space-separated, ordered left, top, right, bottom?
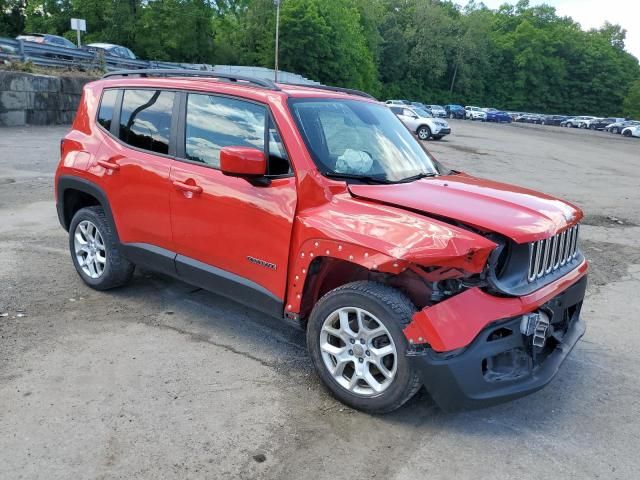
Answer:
55, 70, 587, 413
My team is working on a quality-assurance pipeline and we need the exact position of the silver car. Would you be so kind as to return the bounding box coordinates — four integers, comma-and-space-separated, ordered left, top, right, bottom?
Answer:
388, 105, 451, 140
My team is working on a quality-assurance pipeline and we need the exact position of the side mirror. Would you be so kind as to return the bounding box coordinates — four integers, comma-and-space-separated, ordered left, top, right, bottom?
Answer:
220, 146, 266, 177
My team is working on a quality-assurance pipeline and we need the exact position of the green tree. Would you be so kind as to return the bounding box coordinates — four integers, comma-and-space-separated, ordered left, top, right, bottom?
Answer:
623, 80, 640, 118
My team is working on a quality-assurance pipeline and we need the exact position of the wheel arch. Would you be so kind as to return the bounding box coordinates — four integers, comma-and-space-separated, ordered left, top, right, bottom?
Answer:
286, 239, 439, 323
57, 176, 118, 240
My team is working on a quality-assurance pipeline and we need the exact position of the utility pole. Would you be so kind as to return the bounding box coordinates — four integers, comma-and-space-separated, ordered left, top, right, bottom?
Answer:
274, 0, 281, 83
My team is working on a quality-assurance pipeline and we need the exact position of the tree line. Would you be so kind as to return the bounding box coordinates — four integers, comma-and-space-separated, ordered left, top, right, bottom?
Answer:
1, 0, 639, 117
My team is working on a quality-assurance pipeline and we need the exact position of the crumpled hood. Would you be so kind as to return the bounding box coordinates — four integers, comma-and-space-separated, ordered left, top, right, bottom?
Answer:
348, 174, 583, 243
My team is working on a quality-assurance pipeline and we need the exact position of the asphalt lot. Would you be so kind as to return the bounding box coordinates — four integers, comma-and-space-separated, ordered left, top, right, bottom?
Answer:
1, 120, 639, 479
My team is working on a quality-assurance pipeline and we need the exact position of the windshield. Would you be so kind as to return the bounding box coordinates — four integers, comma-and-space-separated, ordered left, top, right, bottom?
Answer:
289, 98, 439, 182
414, 108, 433, 118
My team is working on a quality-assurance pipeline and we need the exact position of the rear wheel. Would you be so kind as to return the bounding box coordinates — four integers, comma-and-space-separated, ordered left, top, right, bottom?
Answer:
612, 127, 620, 134
417, 125, 431, 140
567, 122, 573, 128
448, 113, 454, 119
69, 206, 134, 290
623, 130, 632, 137
589, 124, 596, 130
307, 281, 421, 413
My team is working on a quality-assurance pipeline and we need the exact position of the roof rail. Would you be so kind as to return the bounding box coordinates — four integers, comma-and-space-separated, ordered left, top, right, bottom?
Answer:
282, 82, 376, 100
102, 69, 280, 91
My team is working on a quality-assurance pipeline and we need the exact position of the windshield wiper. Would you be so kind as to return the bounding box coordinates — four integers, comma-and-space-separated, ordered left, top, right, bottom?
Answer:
325, 172, 394, 184
396, 172, 438, 183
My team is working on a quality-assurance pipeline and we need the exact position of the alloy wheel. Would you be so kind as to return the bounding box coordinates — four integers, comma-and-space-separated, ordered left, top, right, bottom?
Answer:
74, 220, 106, 279
319, 307, 398, 397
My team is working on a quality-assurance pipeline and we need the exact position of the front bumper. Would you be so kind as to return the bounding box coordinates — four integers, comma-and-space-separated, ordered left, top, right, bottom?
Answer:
406, 270, 587, 411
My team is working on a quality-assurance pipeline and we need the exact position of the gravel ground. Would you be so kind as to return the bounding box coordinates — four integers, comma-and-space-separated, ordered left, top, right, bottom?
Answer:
1, 121, 639, 480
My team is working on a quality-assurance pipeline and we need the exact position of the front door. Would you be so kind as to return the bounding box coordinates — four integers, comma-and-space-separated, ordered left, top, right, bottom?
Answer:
169, 92, 297, 316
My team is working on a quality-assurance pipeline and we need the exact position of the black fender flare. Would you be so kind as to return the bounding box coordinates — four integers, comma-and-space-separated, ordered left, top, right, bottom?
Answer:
56, 176, 118, 240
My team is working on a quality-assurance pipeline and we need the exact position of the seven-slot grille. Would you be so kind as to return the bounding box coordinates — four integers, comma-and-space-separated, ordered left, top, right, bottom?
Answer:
527, 224, 580, 282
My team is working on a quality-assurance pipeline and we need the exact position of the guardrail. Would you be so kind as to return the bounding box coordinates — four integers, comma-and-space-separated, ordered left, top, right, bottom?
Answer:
0, 37, 206, 71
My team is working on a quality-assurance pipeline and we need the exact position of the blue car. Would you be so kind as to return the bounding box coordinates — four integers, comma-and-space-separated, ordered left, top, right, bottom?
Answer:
444, 104, 465, 119
486, 110, 512, 123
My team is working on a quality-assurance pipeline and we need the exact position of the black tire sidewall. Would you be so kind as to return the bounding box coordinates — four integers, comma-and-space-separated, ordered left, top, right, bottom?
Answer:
307, 283, 418, 413
68, 207, 124, 289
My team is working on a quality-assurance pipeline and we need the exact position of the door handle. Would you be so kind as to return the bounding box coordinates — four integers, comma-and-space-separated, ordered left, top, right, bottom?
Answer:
172, 180, 203, 194
97, 159, 120, 171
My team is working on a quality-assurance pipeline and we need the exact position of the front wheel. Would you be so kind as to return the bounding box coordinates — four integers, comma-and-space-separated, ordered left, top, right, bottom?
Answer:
448, 113, 454, 119
417, 125, 431, 140
622, 130, 632, 137
307, 281, 422, 413
612, 127, 620, 134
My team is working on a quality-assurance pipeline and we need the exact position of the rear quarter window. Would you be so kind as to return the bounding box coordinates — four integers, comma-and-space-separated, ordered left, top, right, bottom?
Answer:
119, 89, 175, 155
97, 89, 118, 131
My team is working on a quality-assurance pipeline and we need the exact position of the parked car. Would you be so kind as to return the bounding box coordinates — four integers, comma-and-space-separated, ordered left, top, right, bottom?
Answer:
515, 113, 544, 124
83, 43, 136, 59
56, 69, 587, 413
16, 33, 77, 49
444, 104, 465, 119
385, 99, 411, 106
426, 105, 447, 118
606, 120, 640, 134
485, 111, 512, 123
389, 105, 451, 140
410, 101, 430, 111
464, 106, 487, 121
560, 116, 595, 128
587, 117, 625, 131
539, 115, 568, 126
621, 125, 640, 138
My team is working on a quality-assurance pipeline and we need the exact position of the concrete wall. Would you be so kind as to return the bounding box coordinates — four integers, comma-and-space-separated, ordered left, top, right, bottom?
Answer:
0, 72, 96, 127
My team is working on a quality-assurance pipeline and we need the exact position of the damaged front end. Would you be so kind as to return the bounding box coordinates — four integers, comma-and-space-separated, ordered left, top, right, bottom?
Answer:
401, 227, 588, 411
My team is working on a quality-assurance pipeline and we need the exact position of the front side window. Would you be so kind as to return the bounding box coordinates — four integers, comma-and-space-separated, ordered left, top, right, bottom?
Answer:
119, 89, 175, 155
185, 94, 266, 168
97, 89, 118, 131
289, 99, 439, 183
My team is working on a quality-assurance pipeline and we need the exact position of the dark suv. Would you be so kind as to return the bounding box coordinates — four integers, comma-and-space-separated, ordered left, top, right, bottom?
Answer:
55, 70, 587, 413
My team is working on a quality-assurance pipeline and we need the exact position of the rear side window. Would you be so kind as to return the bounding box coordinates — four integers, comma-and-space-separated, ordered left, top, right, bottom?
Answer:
97, 89, 118, 131
119, 89, 175, 155
185, 94, 265, 168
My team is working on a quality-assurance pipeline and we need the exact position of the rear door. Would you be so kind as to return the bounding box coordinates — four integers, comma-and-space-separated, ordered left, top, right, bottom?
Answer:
169, 91, 296, 316
397, 108, 419, 130
94, 88, 177, 263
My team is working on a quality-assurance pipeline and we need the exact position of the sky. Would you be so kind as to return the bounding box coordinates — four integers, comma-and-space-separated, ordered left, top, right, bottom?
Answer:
476, 0, 640, 60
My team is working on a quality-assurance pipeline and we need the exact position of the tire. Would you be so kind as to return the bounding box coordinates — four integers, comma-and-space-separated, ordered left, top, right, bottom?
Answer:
541, 121, 545, 125
567, 122, 573, 128
417, 125, 431, 140
306, 281, 422, 414
622, 130, 632, 137
612, 127, 619, 134
448, 113, 454, 119
589, 124, 596, 130
579, 123, 585, 129
68, 206, 134, 290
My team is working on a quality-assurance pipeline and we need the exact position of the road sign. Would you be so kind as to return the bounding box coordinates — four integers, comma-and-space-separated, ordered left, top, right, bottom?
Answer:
71, 18, 87, 32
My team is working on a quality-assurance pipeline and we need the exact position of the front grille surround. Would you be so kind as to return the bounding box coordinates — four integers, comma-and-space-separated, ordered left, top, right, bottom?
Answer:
527, 225, 579, 282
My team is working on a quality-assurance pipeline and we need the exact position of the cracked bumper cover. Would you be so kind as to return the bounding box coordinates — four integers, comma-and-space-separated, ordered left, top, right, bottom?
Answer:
404, 260, 588, 410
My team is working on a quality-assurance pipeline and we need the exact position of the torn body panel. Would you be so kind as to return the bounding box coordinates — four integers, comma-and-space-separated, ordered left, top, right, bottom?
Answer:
285, 193, 497, 314
404, 258, 588, 352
